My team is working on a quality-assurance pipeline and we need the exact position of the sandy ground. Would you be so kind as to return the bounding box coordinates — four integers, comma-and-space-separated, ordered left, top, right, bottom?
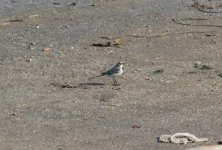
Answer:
0, 0, 222, 150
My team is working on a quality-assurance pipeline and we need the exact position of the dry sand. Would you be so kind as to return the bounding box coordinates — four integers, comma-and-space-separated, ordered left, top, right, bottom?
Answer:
0, 0, 222, 150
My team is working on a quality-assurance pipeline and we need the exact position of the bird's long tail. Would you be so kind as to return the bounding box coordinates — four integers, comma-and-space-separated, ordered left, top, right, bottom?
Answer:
88, 74, 103, 80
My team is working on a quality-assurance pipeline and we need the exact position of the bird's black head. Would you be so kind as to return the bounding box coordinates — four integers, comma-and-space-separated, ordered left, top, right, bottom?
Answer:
116, 61, 124, 68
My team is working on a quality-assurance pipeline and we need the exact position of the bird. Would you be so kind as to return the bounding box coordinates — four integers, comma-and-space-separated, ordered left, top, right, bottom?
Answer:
89, 61, 124, 85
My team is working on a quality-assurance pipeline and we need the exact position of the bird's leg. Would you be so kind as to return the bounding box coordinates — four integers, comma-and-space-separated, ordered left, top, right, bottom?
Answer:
113, 77, 119, 86
112, 77, 117, 85
112, 77, 115, 85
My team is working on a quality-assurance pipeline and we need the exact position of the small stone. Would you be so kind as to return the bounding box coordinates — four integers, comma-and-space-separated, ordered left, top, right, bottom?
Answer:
30, 42, 36, 46
26, 58, 32, 62
218, 73, 222, 78
153, 69, 164, 74
108, 50, 114, 54
10, 113, 16, 116
131, 124, 141, 129
42, 47, 52, 52
70, 2, 76, 6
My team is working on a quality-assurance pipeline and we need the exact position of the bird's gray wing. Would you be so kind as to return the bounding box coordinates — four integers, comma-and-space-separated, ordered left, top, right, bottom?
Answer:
102, 67, 119, 75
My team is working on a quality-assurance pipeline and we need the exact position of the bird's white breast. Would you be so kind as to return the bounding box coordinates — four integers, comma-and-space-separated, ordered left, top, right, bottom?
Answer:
116, 66, 123, 76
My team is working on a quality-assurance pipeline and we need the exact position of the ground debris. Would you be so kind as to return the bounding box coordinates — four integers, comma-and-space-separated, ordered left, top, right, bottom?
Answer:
131, 124, 141, 129
92, 37, 124, 47
100, 36, 111, 40
172, 18, 222, 27
50, 82, 78, 88
42, 47, 52, 52
185, 71, 197, 75
69, 2, 76, 6
28, 42, 36, 50
113, 37, 124, 46
153, 69, 164, 74
130, 31, 210, 39
191, 2, 214, 10
99, 98, 109, 102
144, 77, 151, 80
159, 133, 208, 144
52, 2, 60, 5
10, 113, 17, 116
50, 82, 105, 89
111, 87, 121, 90
0, 18, 23, 26
9, 18, 24, 22
191, 2, 222, 13
193, 62, 212, 70
218, 73, 222, 78
205, 33, 216, 37
92, 42, 112, 47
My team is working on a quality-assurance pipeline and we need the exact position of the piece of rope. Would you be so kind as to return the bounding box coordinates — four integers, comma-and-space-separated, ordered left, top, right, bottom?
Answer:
159, 133, 208, 144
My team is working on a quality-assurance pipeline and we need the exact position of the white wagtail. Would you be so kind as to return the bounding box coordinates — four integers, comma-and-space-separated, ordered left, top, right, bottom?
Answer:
89, 62, 124, 85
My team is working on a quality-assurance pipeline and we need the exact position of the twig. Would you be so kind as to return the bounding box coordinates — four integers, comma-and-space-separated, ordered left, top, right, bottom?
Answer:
129, 31, 207, 39
183, 18, 208, 21
197, 7, 222, 13
191, 2, 222, 13
172, 18, 222, 28
92, 42, 112, 47
130, 34, 167, 38
50, 82, 77, 88
9, 18, 24, 22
